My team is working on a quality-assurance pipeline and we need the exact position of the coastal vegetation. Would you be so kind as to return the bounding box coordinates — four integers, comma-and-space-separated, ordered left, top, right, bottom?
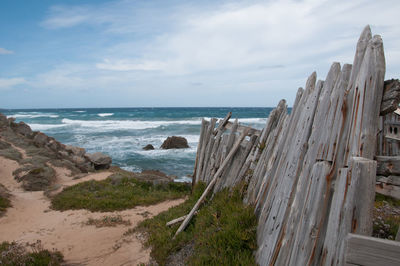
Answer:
134, 182, 257, 265
0, 241, 63, 265
373, 193, 400, 239
0, 184, 11, 216
51, 171, 191, 212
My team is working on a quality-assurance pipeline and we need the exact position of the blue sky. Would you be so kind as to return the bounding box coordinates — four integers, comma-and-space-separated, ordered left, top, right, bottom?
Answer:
0, 0, 399, 108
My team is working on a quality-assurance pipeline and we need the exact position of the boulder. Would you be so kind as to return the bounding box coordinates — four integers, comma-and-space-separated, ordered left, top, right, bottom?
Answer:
143, 144, 155, 150
135, 169, 174, 185
33, 132, 49, 147
86, 152, 112, 170
160, 136, 189, 149
0, 113, 7, 126
11, 122, 33, 137
18, 166, 56, 191
65, 145, 86, 156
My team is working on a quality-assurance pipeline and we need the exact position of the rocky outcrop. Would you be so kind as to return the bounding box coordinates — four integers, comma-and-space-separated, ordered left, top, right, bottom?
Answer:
161, 136, 189, 149
0, 112, 106, 191
16, 166, 56, 191
143, 144, 155, 150
11, 122, 33, 137
86, 152, 112, 170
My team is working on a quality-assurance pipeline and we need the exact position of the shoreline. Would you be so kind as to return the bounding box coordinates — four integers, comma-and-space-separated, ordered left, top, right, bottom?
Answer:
0, 112, 189, 265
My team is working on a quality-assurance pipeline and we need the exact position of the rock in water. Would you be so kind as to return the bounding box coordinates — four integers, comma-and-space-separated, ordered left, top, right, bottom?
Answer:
143, 144, 155, 150
86, 152, 112, 170
160, 136, 189, 149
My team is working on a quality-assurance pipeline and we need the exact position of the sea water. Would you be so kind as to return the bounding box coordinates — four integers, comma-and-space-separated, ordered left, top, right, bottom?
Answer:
1, 108, 273, 181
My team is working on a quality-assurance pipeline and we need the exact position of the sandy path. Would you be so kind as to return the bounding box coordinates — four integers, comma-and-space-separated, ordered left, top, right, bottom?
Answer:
0, 156, 185, 265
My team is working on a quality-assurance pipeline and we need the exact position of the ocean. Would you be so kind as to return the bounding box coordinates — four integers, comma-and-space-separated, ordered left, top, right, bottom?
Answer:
1, 107, 273, 181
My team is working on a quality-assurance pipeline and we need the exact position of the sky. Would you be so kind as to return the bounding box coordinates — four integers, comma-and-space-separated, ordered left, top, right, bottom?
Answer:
0, 0, 399, 108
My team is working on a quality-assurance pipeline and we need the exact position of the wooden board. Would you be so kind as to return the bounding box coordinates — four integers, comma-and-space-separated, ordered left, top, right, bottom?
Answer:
345, 233, 400, 266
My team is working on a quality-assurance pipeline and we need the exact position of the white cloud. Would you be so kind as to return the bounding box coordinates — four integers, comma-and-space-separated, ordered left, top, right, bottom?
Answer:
0, 47, 14, 54
96, 59, 166, 71
0, 78, 26, 89
32, 0, 400, 106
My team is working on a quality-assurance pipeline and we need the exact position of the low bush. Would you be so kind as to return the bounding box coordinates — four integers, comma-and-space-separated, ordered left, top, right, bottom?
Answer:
135, 182, 257, 265
51, 173, 190, 212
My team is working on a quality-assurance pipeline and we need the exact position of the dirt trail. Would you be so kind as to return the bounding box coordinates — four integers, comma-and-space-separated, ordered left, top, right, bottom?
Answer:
0, 156, 184, 265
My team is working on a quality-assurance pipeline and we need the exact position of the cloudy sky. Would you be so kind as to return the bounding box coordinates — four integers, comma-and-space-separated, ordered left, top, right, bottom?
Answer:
0, 0, 399, 108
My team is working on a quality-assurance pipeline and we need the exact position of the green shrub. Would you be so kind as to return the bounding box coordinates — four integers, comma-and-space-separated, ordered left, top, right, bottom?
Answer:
0, 241, 63, 266
51, 174, 190, 212
135, 183, 257, 265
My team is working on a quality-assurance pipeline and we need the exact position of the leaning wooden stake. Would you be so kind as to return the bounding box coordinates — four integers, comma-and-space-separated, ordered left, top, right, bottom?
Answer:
166, 211, 198, 226
174, 128, 250, 237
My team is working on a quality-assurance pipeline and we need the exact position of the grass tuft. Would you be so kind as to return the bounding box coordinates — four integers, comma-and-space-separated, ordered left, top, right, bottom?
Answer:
51, 173, 190, 212
0, 184, 11, 217
134, 182, 257, 265
86, 215, 132, 228
0, 240, 63, 266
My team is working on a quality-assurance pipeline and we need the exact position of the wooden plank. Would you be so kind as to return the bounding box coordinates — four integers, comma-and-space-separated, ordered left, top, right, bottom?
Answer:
376, 181, 400, 200
256, 71, 322, 264
213, 112, 232, 135
380, 79, 400, 116
174, 128, 250, 237
347, 34, 386, 160
334, 25, 372, 168
225, 121, 261, 136
193, 119, 207, 188
345, 233, 400, 266
274, 63, 342, 265
376, 156, 400, 176
321, 157, 377, 266
195, 120, 210, 184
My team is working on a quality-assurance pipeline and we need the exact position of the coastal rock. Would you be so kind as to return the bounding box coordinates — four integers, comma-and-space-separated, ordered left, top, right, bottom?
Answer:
160, 136, 189, 149
0, 113, 7, 125
33, 132, 49, 147
143, 144, 155, 150
86, 152, 112, 170
65, 145, 86, 156
18, 166, 56, 191
136, 170, 174, 185
11, 121, 33, 137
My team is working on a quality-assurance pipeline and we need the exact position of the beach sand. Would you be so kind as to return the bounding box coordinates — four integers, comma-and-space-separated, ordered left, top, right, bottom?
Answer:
0, 155, 184, 265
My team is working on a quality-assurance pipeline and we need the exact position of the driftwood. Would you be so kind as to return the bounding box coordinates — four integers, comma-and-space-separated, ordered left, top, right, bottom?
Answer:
345, 233, 400, 266
174, 128, 250, 237
166, 211, 198, 226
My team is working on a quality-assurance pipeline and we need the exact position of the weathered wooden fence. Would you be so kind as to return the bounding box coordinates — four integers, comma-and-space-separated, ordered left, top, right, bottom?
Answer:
187, 26, 400, 265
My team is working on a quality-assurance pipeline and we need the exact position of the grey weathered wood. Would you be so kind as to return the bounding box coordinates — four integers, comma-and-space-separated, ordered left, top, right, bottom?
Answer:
256, 71, 322, 264
347, 34, 386, 161
166, 211, 198, 226
225, 121, 261, 136
335, 25, 372, 168
193, 119, 207, 188
380, 79, 400, 115
376, 180, 400, 200
174, 128, 250, 237
195, 120, 210, 184
344, 233, 400, 266
274, 63, 343, 265
376, 156, 400, 176
213, 112, 232, 135
321, 157, 376, 265
396, 227, 400, 241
